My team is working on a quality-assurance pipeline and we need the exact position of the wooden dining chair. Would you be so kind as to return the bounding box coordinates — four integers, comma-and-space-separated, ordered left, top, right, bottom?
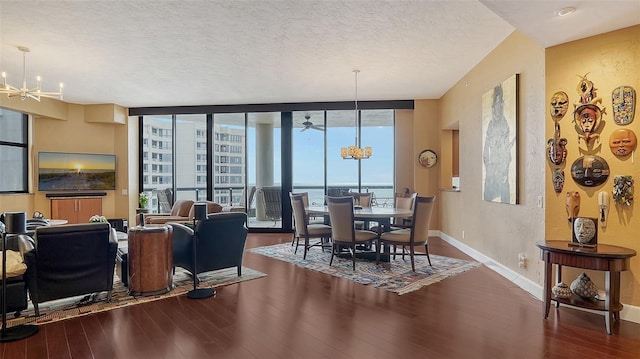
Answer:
326, 196, 378, 270
290, 193, 332, 259
376, 196, 436, 271
345, 192, 373, 230
391, 192, 417, 229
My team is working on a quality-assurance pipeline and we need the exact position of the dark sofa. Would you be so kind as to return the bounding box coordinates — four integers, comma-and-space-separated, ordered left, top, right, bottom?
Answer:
21, 223, 117, 315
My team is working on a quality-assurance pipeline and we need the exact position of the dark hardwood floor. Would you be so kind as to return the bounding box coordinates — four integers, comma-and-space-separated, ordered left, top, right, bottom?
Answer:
2, 234, 639, 358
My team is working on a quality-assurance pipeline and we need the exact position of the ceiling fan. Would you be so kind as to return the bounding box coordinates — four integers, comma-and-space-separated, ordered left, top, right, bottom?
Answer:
301, 113, 324, 132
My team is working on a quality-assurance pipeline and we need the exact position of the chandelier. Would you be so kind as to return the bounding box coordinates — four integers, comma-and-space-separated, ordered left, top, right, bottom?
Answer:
341, 69, 372, 160
1, 46, 64, 102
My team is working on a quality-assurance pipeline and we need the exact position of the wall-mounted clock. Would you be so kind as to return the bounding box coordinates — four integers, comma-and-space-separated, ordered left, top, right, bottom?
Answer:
419, 149, 437, 168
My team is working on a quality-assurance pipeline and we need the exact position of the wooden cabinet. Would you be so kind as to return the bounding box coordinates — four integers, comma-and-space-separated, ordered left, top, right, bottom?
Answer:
51, 198, 102, 224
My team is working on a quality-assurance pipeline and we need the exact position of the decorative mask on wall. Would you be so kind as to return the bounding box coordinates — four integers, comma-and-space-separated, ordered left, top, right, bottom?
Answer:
608, 128, 637, 156
597, 191, 609, 228
572, 74, 605, 145
570, 155, 610, 187
547, 123, 567, 165
575, 73, 602, 107
573, 104, 604, 145
549, 91, 569, 121
552, 169, 565, 193
612, 85, 635, 125
613, 175, 634, 206
565, 191, 580, 222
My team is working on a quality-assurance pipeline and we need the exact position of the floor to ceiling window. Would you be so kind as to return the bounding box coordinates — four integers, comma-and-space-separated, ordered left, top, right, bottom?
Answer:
140, 115, 173, 213
137, 101, 408, 231
360, 109, 395, 206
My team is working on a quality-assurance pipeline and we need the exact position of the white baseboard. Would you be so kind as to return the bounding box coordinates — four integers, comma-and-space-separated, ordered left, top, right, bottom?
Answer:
436, 231, 640, 325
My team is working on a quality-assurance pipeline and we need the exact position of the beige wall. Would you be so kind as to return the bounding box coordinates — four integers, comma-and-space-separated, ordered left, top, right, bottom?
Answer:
0, 97, 134, 223
545, 25, 640, 305
438, 30, 547, 288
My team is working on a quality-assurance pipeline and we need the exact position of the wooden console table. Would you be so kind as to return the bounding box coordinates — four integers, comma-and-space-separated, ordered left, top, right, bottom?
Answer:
536, 240, 636, 334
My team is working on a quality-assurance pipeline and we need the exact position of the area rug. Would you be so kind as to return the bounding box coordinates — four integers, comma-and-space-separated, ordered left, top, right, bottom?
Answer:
6, 266, 266, 328
249, 243, 480, 295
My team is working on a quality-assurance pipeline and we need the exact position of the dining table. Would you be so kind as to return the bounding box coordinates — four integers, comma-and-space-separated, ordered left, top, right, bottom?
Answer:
305, 205, 414, 262
305, 205, 413, 232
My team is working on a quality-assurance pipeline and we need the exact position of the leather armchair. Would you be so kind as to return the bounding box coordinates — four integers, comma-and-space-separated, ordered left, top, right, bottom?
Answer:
169, 212, 247, 278
145, 200, 223, 224
21, 223, 118, 315
144, 199, 194, 224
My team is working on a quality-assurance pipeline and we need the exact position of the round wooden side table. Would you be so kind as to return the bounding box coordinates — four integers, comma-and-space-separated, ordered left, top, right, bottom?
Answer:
127, 224, 173, 296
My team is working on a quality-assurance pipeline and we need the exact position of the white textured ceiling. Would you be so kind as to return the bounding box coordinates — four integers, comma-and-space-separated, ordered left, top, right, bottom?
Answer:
0, 1, 638, 109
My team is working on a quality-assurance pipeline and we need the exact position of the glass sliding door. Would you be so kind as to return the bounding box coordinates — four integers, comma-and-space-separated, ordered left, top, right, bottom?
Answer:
141, 115, 173, 213
247, 112, 282, 229
175, 114, 207, 201
212, 113, 247, 210
326, 110, 358, 196
292, 111, 325, 205
360, 110, 394, 207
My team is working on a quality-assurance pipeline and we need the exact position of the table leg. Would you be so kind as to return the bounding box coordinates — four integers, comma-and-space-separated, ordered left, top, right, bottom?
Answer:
543, 253, 552, 318
554, 264, 562, 308
605, 270, 613, 335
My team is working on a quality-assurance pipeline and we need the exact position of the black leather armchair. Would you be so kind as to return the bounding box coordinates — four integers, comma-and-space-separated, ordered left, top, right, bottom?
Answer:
169, 212, 248, 278
21, 223, 118, 315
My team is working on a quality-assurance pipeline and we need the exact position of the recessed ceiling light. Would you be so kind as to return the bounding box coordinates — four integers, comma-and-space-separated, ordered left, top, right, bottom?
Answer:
555, 7, 575, 17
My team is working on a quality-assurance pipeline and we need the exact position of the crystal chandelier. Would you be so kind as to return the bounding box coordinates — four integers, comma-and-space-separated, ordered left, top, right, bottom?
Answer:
1, 46, 64, 102
341, 70, 372, 160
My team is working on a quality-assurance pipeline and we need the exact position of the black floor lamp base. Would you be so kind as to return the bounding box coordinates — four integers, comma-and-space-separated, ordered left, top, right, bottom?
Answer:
0, 324, 39, 342
187, 288, 216, 299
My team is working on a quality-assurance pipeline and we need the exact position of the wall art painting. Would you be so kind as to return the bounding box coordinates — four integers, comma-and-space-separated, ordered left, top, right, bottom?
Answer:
482, 74, 519, 204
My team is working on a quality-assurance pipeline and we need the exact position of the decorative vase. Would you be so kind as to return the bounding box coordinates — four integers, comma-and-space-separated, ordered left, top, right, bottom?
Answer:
551, 282, 573, 299
570, 273, 598, 299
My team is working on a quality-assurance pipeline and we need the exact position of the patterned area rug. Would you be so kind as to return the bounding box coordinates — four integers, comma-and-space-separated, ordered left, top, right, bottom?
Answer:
6, 266, 266, 327
249, 243, 480, 295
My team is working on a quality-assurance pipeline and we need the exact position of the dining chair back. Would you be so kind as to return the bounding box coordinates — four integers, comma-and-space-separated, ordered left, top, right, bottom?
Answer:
290, 193, 332, 259
377, 195, 436, 271
391, 192, 417, 227
326, 196, 378, 270
346, 192, 372, 207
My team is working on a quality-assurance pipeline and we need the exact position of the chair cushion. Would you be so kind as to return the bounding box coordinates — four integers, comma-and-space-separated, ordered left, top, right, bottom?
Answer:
306, 224, 332, 236
380, 228, 411, 243
354, 230, 378, 242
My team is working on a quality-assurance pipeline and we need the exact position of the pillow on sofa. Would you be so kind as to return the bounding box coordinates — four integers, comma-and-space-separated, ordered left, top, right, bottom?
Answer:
2, 250, 27, 278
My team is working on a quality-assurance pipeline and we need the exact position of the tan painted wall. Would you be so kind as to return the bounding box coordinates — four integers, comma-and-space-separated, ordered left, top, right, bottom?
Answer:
439, 30, 547, 285
0, 99, 133, 223
545, 25, 640, 305
413, 100, 441, 229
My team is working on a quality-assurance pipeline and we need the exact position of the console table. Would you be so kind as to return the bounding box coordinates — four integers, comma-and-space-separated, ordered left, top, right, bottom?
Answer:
536, 240, 636, 334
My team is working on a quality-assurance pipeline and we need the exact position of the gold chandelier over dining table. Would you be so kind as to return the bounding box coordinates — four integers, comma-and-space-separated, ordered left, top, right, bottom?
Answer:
341, 70, 372, 160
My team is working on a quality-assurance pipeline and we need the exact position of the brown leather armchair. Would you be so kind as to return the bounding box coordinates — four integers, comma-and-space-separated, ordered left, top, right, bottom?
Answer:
145, 200, 223, 224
